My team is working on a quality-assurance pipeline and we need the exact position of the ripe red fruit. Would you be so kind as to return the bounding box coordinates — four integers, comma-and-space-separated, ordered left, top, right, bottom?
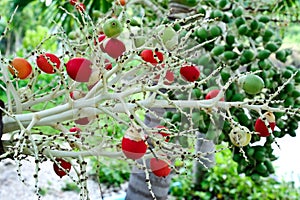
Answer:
150, 158, 171, 177
180, 65, 200, 82
140, 49, 164, 65
255, 112, 276, 137
8, 57, 32, 79
66, 57, 92, 82
116, 0, 126, 6
69, 127, 81, 138
205, 89, 224, 101
154, 69, 174, 85
121, 126, 147, 160
104, 38, 126, 59
95, 33, 106, 51
105, 59, 113, 70
69, 0, 77, 5
36, 53, 61, 74
154, 125, 170, 142
98, 34, 106, 43
76, 3, 86, 11
53, 158, 72, 178
75, 117, 91, 125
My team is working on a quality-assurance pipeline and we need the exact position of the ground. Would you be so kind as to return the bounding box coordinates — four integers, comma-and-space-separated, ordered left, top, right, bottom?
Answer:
0, 158, 127, 200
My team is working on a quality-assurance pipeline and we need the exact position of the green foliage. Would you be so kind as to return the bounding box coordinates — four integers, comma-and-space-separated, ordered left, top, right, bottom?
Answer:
170, 146, 300, 200
21, 25, 58, 54
61, 182, 81, 193
89, 157, 131, 187
284, 25, 300, 44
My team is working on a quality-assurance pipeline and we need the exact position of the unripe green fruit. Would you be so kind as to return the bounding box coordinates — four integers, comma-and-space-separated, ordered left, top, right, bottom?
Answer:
283, 69, 293, 78
211, 9, 223, 19
286, 65, 297, 72
256, 162, 268, 174
258, 60, 271, 70
226, 34, 235, 46
195, 27, 208, 40
284, 97, 294, 107
237, 44, 244, 52
246, 147, 255, 157
218, 0, 228, 8
103, 18, 123, 38
237, 112, 250, 126
163, 111, 173, 119
233, 153, 242, 162
289, 130, 297, 137
284, 83, 294, 93
254, 150, 265, 162
263, 29, 274, 38
220, 70, 230, 82
211, 45, 225, 56
251, 31, 260, 40
92, 10, 101, 18
242, 49, 255, 61
257, 49, 271, 60
209, 25, 222, 37
239, 74, 265, 95
235, 17, 246, 27
192, 88, 202, 99
171, 113, 181, 123
292, 90, 300, 98
275, 50, 287, 62
222, 14, 231, 23
197, 7, 206, 15
129, 18, 140, 26
231, 93, 245, 101
258, 16, 270, 23
262, 35, 271, 42
173, 23, 181, 31
264, 159, 275, 173
265, 42, 279, 52
238, 24, 248, 35
250, 20, 259, 30
233, 6, 243, 17
222, 51, 237, 60
240, 56, 249, 65
68, 31, 79, 40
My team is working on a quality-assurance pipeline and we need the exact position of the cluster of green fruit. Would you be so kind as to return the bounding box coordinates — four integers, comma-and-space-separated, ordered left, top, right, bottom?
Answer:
160, 0, 300, 180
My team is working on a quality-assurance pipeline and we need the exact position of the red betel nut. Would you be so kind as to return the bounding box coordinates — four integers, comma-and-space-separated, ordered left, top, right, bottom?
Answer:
66, 57, 92, 82
53, 158, 72, 178
255, 112, 276, 137
180, 65, 200, 82
150, 158, 171, 177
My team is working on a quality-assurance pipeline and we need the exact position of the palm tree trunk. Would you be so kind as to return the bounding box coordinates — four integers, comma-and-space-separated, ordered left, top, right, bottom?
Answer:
125, 108, 172, 200
125, 159, 172, 200
126, 1, 215, 199
193, 132, 215, 188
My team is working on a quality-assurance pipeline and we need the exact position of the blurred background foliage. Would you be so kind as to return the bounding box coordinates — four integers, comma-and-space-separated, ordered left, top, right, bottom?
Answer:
169, 145, 300, 200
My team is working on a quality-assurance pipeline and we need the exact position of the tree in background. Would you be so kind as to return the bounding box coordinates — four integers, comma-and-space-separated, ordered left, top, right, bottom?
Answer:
0, 0, 299, 199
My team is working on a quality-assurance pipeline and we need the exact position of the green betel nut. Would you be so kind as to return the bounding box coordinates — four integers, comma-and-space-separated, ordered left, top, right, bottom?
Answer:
103, 18, 123, 38
239, 74, 265, 95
